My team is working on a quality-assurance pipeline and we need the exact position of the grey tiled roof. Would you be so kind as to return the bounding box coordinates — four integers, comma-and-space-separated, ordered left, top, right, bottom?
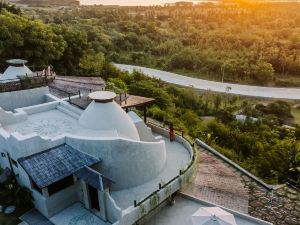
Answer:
18, 145, 100, 188
75, 166, 114, 191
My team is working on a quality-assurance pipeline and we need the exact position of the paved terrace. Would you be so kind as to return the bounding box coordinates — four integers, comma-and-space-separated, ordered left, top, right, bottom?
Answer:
110, 134, 191, 209
116, 64, 300, 100
50, 203, 111, 225
181, 150, 249, 213
146, 195, 271, 225
4, 109, 124, 138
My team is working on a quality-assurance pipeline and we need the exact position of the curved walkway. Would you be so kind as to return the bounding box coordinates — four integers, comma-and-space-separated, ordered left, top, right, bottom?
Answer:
115, 64, 300, 100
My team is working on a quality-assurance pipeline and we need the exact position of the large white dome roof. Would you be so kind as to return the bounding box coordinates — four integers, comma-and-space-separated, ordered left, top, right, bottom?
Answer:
78, 91, 140, 141
0, 65, 32, 81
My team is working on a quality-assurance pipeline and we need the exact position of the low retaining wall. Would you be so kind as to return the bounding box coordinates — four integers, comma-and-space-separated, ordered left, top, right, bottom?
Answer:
0, 86, 51, 111
0, 75, 54, 93
0, 80, 21, 92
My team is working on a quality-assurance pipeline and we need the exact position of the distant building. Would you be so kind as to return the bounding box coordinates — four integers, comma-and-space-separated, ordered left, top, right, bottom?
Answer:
0, 59, 32, 81
235, 114, 258, 123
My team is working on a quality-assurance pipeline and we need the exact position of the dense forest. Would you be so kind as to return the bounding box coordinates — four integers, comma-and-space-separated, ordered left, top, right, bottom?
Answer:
22, 2, 300, 86
0, 2, 300, 187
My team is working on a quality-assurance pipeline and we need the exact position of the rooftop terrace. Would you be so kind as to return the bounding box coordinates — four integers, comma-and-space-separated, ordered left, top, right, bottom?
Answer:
146, 195, 272, 225
3, 107, 130, 139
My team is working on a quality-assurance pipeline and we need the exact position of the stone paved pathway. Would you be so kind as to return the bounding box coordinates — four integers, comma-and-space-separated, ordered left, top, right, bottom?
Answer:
181, 149, 249, 213
244, 177, 300, 225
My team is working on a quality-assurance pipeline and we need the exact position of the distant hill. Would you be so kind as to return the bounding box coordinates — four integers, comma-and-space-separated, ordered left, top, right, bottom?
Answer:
15, 0, 80, 6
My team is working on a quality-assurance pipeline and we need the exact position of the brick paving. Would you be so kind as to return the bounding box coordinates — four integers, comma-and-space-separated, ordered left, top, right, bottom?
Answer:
181, 148, 249, 213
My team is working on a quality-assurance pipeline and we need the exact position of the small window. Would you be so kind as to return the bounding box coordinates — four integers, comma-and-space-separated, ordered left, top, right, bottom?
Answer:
1, 152, 6, 158
48, 176, 74, 196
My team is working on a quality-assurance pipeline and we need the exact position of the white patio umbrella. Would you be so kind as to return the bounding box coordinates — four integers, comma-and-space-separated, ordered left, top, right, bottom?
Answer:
192, 207, 238, 225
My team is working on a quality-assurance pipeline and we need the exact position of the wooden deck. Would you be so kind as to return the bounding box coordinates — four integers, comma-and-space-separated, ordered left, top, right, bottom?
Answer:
69, 94, 154, 110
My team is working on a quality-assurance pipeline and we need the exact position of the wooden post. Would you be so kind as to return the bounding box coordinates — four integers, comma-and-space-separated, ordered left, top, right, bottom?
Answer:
144, 106, 147, 123
7, 153, 14, 175
169, 123, 174, 142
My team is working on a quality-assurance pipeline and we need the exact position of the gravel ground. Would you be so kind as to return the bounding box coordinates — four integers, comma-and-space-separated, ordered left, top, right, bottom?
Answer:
49, 76, 105, 98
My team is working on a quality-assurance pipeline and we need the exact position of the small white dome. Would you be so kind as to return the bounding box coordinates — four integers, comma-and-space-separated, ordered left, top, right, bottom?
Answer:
78, 91, 140, 141
0, 65, 32, 81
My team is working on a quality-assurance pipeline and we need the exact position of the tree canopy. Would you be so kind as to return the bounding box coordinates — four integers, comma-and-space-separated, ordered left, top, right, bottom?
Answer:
27, 2, 300, 85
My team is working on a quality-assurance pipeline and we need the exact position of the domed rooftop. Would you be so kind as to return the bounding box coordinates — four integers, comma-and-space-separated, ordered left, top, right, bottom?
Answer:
78, 91, 140, 141
0, 59, 32, 81
89, 91, 117, 103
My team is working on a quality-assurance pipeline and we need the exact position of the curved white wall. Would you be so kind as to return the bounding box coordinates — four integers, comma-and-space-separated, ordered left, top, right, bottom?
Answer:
66, 136, 166, 191
128, 111, 156, 142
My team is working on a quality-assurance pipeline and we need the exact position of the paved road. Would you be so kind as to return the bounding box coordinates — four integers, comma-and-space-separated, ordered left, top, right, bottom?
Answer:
115, 64, 300, 100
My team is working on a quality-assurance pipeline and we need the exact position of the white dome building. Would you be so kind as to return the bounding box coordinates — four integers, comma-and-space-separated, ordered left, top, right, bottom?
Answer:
0, 59, 32, 81
78, 91, 140, 141
0, 88, 196, 225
